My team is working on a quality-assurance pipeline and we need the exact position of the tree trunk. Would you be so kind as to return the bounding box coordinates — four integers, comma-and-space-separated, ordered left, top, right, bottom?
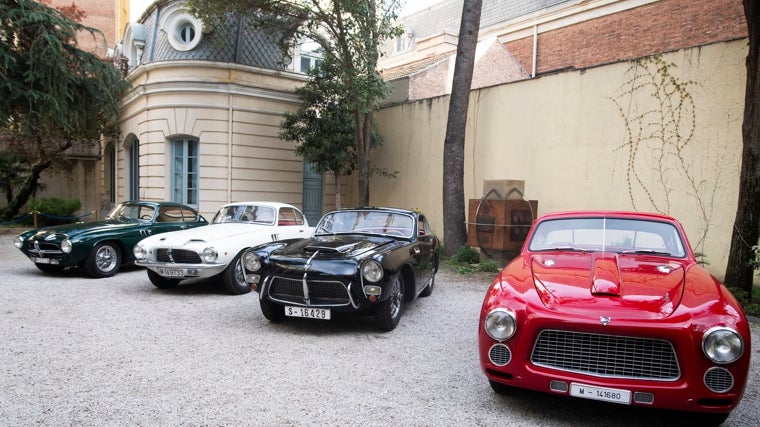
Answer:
354, 110, 371, 207
442, 0, 483, 257
335, 172, 342, 209
724, 0, 760, 298
0, 159, 52, 221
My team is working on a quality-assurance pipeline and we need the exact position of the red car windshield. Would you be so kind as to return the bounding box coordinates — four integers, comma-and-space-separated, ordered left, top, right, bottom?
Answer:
528, 217, 686, 257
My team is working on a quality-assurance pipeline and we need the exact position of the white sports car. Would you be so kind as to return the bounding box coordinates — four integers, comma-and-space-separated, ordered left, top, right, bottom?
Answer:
133, 201, 314, 294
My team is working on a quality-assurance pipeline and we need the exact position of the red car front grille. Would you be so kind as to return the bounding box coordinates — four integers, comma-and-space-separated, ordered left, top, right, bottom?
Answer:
531, 329, 680, 381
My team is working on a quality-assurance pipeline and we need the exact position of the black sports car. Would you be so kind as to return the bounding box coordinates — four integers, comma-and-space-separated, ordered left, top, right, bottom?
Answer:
241, 207, 440, 331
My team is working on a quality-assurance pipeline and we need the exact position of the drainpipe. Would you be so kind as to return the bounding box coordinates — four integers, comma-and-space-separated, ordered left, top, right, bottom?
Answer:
532, 25, 538, 78
227, 93, 233, 203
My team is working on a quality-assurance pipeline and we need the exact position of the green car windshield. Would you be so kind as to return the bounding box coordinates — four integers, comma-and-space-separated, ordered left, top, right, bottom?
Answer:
107, 203, 156, 221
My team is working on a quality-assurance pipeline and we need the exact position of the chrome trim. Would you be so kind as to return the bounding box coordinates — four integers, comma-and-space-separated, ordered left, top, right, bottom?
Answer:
347, 282, 359, 309
302, 250, 319, 306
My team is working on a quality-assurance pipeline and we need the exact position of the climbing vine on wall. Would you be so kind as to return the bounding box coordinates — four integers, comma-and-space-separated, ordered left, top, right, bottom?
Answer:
611, 55, 720, 252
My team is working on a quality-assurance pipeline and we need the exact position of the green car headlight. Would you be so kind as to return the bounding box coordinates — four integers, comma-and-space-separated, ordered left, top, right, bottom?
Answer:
484, 308, 517, 341
61, 238, 72, 254
702, 326, 744, 364
14, 236, 24, 249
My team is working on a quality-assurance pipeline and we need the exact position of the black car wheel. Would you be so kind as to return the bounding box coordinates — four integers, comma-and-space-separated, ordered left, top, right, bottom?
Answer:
488, 379, 511, 394
85, 242, 121, 278
374, 274, 404, 331
260, 298, 286, 322
222, 253, 251, 295
34, 263, 64, 273
147, 269, 180, 289
420, 274, 435, 297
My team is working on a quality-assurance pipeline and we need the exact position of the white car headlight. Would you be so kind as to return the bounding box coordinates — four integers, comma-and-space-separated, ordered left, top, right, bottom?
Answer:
361, 260, 383, 282
202, 247, 218, 263
243, 251, 261, 272
133, 244, 147, 260
702, 326, 744, 364
61, 239, 72, 254
14, 236, 24, 248
484, 308, 517, 341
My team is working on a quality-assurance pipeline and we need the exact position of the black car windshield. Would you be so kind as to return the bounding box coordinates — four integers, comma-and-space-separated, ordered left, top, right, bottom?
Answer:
316, 210, 415, 238
212, 205, 276, 225
528, 217, 686, 257
107, 203, 155, 221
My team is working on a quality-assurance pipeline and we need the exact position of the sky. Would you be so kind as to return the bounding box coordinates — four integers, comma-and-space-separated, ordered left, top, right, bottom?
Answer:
130, 0, 445, 20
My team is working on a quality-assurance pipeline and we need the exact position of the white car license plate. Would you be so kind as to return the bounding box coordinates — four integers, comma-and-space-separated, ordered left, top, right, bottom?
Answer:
31, 257, 57, 265
157, 267, 184, 278
570, 383, 631, 404
285, 306, 331, 320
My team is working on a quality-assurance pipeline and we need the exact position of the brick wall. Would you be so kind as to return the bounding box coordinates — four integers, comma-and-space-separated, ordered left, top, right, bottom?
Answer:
47, 0, 117, 57
505, 0, 747, 75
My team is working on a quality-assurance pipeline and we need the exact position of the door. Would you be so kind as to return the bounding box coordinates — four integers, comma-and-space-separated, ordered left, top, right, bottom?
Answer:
302, 162, 323, 226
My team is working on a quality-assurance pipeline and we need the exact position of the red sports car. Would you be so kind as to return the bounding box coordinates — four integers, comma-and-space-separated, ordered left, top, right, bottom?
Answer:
479, 211, 750, 425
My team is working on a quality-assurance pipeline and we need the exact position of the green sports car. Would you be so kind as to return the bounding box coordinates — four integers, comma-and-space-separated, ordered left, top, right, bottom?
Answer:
14, 200, 208, 278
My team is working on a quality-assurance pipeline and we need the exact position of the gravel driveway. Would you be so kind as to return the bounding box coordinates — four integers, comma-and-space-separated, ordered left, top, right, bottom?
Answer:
1, 233, 758, 426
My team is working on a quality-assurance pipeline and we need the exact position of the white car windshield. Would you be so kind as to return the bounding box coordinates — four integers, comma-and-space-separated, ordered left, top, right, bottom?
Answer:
212, 205, 275, 225
316, 210, 415, 238
528, 217, 686, 257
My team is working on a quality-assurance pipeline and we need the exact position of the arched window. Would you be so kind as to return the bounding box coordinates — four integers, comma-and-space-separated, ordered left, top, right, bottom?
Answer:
171, 138, 199, 207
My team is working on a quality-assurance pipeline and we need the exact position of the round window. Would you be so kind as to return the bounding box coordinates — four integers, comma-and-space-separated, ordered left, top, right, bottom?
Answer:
160, 6, 204, 52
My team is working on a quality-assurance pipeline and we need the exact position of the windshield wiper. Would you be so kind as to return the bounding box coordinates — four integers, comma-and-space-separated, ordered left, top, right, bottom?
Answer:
543, 246, 587, 252
620, 249, 672, 256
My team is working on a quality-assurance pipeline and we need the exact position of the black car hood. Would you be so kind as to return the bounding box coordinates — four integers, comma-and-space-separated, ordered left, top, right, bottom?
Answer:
274, 234, 395, 259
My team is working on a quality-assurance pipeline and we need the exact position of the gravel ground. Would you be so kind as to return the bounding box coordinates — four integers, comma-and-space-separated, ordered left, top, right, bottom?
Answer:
1, 233, 758, 426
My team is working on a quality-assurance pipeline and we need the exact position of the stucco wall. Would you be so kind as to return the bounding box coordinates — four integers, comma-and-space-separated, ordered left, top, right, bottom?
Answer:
117, 61, 332, 219
370, 39, 746, 278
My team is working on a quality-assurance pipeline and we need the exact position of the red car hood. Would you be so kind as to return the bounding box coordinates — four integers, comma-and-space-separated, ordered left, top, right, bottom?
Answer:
530, 252, 686, 320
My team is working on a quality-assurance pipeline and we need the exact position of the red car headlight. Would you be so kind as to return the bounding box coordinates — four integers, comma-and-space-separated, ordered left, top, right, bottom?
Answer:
484, 308, 517, 341
702, 326, 744, 364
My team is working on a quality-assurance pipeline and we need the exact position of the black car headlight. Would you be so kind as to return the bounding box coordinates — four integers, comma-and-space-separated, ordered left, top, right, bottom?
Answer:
243, 251, 261, 272
484, 308, 517, 341
702, 326, 744, 364
133, 244, 147, 261
361, 260, 383, 282
61, 238, 72, 254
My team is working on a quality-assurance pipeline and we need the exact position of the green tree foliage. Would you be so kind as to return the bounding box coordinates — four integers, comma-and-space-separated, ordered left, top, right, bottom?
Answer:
190, 0, 402, 206
0, 0, 129, 221
279, 62, 358, 209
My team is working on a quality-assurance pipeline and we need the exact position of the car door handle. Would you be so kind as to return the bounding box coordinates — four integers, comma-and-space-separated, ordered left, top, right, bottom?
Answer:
413, 247, 421, 254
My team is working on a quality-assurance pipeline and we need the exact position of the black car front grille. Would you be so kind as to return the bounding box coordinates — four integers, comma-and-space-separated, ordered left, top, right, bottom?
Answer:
531, 329, 680, 381
156, 249, 202, 264
268, 276, 351, 306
